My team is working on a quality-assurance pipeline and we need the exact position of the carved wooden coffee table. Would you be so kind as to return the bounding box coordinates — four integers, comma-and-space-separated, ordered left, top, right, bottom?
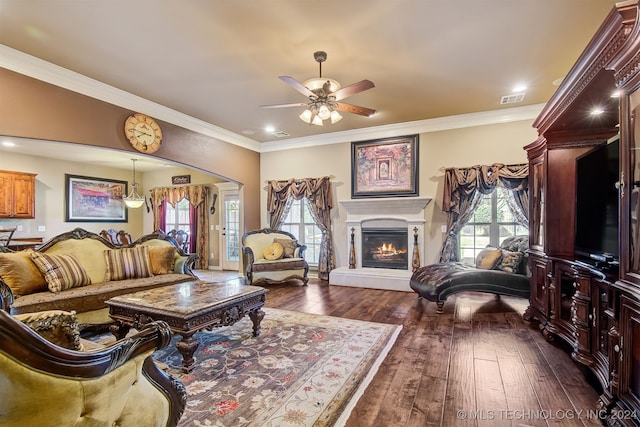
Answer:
106, 280, 266, 373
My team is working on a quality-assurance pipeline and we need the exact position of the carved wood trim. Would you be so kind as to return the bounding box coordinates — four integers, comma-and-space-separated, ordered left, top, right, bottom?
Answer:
142, 357, 187, 427
533, 7, 631, 136
0, 309, 170, 377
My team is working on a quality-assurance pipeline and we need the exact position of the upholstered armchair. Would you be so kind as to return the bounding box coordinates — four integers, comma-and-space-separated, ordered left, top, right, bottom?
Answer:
241, 228, 309, 286
0, 309, 186, 427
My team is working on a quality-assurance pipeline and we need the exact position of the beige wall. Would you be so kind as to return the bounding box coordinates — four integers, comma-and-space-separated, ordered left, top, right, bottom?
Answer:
260, 120, 537, 268
0, 150, 225, 268
0, 150, 144, 240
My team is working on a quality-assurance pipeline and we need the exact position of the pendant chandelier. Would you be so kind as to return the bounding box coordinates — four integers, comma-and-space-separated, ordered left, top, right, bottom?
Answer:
123, 159, 145, 209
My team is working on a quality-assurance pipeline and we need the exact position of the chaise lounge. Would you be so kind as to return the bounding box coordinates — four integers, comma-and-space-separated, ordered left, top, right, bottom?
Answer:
410, 235, 530, 313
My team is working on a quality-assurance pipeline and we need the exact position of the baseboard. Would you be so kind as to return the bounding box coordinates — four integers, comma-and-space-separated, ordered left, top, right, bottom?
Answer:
329, 266, 412, 292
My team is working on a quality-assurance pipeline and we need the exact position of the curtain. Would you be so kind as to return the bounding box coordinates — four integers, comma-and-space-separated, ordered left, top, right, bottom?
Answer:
150, 185, 209, 269
267, 177, 334, 280
153, 202, 167, 234
439, 163, 529, 262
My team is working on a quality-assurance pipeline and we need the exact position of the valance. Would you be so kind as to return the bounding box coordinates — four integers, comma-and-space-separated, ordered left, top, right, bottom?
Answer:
150, 185, 208, 208
442, 163, 528, 214
266, 176, 333, 215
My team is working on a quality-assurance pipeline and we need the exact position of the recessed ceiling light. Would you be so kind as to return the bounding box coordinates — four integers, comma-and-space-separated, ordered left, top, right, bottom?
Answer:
1, 141, 15, 147
590, 107, 605, 115
611, 90, 622, 98
264, 125, 275, 133
512, 84, 527, 93
552, 77, 564, 86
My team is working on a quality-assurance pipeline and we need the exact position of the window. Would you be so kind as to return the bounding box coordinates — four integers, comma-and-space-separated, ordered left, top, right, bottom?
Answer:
280, 199, 322, 266
458, 187, 528, 264
165, 198, 191, 234
225, 197, 240, 261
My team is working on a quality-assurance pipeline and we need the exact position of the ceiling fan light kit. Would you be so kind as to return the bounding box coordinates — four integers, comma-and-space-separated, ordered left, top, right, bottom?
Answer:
262, 51, 375, 126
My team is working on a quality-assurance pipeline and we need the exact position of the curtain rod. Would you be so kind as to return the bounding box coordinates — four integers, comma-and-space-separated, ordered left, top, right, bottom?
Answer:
264, 175, 335, 184
439, 163, 527, 172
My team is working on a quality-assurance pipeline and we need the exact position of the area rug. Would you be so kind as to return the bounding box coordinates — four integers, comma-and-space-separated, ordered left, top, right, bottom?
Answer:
153, 308, 402, 427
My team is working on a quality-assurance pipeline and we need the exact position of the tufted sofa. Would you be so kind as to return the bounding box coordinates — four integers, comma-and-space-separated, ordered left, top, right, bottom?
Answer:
241, 228, 309, 286
0, 308, 186, 426
0, 228, 198, 328
410, 236, 530, 313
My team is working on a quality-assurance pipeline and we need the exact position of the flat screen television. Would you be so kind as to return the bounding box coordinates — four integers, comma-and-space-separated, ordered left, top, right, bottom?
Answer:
574, 134, 620, 267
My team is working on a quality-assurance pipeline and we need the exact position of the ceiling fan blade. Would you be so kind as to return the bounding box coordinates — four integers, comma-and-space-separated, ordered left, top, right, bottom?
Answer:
260, 102, 307, 109
278, 76, 315, 98
332, 79, 375, 101
336, 102, 376, 117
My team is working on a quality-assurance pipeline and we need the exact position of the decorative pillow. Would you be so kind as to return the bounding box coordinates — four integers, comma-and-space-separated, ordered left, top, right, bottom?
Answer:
104, 246, 153, 281
496, 249, 524, 273
30, 252, 92, 293
0, 250, 47, 296
148, 245, 177, 275
263, 242, 284, 260
14, 310, 83, 351
274, 238, 297, 258
475, 247, 503, 270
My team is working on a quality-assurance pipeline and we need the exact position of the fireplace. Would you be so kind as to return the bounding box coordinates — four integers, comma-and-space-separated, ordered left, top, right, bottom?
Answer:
329, 197, 431, 292
361, 228, 408, 270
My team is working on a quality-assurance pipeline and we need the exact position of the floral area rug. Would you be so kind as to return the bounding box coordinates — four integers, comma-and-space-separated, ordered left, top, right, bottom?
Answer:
154, 308, 402, 427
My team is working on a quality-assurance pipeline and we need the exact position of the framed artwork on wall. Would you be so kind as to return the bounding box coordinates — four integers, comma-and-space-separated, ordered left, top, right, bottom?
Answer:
351, 134, 419, 198
65, 174, 128, 222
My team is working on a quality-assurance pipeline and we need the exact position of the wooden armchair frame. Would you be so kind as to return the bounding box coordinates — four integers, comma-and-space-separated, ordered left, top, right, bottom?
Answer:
0, 309, 186, 426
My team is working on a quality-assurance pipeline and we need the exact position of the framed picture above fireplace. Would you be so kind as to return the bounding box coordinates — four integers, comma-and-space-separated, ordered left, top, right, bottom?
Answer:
351, 135, 419, 198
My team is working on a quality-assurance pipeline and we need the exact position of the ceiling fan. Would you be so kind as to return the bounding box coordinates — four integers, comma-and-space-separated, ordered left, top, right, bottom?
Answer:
261, 51, 375, 126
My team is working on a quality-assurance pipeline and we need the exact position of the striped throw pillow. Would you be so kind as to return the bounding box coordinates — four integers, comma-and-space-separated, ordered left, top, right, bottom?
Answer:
30, 252, 92, 293
104, 246, 153, 281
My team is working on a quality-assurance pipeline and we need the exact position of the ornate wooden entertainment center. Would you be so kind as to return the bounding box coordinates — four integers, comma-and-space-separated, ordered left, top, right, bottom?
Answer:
524, 2, 640, 424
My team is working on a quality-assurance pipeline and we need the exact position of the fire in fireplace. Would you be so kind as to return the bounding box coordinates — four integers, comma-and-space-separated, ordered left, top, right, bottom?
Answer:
361, 228, 408, 270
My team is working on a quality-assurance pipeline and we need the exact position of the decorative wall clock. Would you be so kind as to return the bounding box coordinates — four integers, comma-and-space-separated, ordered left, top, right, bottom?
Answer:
124, 113, 163, 153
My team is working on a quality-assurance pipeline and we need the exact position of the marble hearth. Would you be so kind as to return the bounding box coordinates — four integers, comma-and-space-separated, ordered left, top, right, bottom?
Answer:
329, 197, 431, 292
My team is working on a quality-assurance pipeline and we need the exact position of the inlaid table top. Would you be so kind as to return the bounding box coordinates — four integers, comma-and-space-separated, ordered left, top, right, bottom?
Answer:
106, 280, 266, 318
106, 280, 267, 373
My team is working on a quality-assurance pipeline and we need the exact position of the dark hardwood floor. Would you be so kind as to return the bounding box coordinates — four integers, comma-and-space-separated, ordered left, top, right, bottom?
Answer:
197, 272, 605, 427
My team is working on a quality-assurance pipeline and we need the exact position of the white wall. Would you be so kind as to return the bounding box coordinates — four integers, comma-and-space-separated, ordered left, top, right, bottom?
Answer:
260, 119, 537, 268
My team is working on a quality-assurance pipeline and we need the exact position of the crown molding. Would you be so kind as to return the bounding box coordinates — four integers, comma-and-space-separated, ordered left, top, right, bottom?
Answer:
2, 44, 542, 155
260, 103, 544, 153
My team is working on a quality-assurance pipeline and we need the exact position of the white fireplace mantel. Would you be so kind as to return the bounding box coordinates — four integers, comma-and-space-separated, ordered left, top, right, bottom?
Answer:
339, 197, 431, 218
330, 196, 432, 292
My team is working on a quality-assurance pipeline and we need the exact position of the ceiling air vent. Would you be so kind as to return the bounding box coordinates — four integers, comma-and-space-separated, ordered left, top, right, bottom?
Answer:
500, 93, 525, 104
272, 131, 290, 138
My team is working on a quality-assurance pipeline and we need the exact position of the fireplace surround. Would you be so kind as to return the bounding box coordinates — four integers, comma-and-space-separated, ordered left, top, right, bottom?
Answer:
329, 197, 431, 291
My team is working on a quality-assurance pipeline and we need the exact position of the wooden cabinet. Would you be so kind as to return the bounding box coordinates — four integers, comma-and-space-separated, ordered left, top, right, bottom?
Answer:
525, 2, 640, 424
0, 170, 36, 219
525, 254, 550, 321
614, 294, 640, 424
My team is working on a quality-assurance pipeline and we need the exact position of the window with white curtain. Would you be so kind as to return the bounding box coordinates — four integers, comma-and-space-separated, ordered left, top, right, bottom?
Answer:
164, 198, 190, 233
458, 187, 528, 264
279, 198, 322, 266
